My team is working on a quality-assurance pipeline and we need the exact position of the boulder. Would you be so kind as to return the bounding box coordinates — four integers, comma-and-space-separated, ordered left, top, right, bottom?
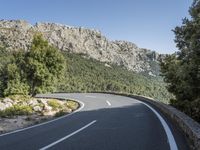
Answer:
0, 126, 4, 133
2, 98, 13, 104
4, 102, 12, 108
33, 106, 42, 112
44, 105, 52, 112
38, 99, 52, 112
0, 102, 7, 111
27, 99, 38, 106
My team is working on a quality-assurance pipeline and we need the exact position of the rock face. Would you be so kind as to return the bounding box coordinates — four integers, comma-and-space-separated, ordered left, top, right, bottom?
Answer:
0, 19, 165, 75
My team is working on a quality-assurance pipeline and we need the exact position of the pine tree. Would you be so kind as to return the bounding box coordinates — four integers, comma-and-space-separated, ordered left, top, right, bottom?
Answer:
160, 0, 200, 122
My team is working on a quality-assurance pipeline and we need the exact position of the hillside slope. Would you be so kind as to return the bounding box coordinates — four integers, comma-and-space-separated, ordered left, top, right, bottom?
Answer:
57, 52, 172, 103
0, 45, 172, 102
0, 20, 164, 76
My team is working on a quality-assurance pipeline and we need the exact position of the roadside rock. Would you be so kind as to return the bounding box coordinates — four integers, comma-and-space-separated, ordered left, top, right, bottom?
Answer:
2, 98, 13, 104
66, 108, 72, 113
0, 96, 79, 134
43, 105, 52, 112
0, 98, 13, 110
39, 99, 52, 112
4, 102, 12, 108
27, 99, 38, 106
0, 102, 7, 111
33, 106, 42, 112
0, 126, 3, 133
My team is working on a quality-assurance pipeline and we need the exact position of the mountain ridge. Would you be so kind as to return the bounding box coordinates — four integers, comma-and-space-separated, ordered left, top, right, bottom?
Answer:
0, 19, 165, 76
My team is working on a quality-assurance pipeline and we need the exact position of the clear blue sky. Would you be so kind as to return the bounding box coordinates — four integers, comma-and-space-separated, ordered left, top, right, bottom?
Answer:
0, 0, 192, 54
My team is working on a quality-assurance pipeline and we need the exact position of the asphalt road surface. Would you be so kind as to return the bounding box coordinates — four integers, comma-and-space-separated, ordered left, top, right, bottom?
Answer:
0, 93, 189, 150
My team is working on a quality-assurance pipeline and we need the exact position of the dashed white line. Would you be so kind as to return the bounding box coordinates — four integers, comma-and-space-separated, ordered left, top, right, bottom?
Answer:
85, 95, 96, 98
106, 100, 111, 106
39, 120, 97, 150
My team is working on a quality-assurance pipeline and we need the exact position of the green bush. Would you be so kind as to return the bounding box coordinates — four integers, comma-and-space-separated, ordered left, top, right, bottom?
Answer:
65, 100, 79, 110
0, 105, 33, 118
8, 95, 31, 102
47, 99, 62, 110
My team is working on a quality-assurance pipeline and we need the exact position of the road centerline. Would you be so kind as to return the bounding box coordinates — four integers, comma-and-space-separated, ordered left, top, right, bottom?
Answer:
106, 100, 111, 106
39, 120, 97, 150
85, 95, 96, 98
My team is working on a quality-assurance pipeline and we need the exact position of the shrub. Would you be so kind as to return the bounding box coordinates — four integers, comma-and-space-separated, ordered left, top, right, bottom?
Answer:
0, 105, 33, 118
65, 100, 79, 110
47, 99, 62, 110
8, 95, 31, 102
3, 79, 29, 96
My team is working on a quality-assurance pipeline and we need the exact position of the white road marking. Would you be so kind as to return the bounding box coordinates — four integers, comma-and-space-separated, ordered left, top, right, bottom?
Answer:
137, 100, 178, 150
39, 120, 97, 150
106, 100, 111, 106
0, 99, 85, 137
0, 93, 178, 150
85, 95, 96, 98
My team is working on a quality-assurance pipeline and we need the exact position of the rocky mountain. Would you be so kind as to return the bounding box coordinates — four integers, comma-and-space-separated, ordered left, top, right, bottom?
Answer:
0, 19, 164, 76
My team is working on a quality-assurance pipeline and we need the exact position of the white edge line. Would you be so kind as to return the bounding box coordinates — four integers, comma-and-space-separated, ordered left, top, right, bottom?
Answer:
0, 97, 85, 137
136, 100, 178, 150
106, 100, 111, 106
39, 120, 97, 150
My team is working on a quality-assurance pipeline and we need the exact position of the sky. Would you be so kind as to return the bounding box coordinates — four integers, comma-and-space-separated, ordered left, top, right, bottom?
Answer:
0, 0, 193, 54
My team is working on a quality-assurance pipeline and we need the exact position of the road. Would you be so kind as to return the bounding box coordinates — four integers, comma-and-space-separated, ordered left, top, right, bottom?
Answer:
0, 93, 189, 150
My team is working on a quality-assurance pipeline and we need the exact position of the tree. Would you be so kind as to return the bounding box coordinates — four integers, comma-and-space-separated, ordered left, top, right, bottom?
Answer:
160, 0, 200, 122
0, 49, 30, 96
0, 34, 65, 96
25, 34, 65, 96
3, 63, 29, 96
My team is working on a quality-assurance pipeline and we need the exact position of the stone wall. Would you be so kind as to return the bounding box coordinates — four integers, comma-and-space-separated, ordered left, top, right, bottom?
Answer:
131, 95, 200, 150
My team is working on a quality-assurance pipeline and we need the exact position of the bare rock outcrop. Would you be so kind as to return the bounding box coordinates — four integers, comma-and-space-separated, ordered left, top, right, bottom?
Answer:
0, 19, 165, 75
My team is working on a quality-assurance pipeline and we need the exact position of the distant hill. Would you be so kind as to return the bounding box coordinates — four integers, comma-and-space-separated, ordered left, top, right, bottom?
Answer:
0, 20, 165, 76
0, 48, 172, 102
57, 52, 172, 103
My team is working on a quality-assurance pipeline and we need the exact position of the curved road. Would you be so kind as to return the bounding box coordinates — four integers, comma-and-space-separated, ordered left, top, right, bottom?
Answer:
0, 93, 189, 150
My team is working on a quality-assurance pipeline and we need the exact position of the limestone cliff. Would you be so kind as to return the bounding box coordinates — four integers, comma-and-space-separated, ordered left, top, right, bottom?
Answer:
0, 20, 164, 76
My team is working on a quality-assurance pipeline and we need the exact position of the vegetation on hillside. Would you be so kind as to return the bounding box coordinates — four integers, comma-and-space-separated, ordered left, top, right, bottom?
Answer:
160, 0, 200, 122
0, 34, 172, 103
57, 52, 172, 103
